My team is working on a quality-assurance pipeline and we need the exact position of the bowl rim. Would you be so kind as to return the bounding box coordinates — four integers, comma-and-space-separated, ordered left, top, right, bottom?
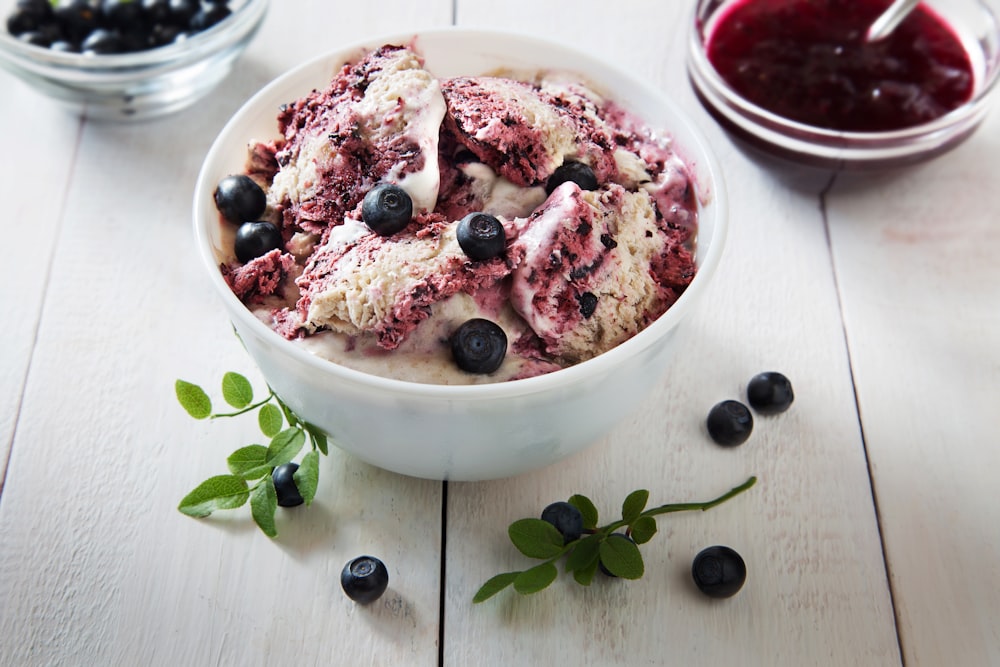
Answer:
0, 0, 269, 73
686, 0, 1000, 146
193, 26, 729, 401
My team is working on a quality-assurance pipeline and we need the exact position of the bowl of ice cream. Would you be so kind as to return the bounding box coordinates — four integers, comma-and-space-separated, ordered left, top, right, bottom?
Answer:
687, 0, 1000, 168
0, 0, 268, 120
194, 28, 727, 481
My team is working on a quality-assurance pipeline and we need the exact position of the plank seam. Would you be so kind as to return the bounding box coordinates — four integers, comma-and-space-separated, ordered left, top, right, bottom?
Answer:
820, 172, 907, 667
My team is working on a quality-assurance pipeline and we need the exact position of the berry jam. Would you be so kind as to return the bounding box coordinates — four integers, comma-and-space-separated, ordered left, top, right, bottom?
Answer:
706, 0, 974, 132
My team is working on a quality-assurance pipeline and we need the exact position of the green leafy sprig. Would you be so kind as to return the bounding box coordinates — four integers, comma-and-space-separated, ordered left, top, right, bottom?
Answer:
175, 372, 329, 538
473, 476, 757, 602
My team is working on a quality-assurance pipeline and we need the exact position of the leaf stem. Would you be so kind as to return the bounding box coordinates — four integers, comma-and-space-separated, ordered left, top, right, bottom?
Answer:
210, 390, 277, 419
600, 476, 757, 534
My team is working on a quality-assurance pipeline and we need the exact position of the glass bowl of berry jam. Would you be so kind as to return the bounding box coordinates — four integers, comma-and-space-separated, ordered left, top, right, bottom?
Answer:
0, 0, 268, 121
687, 0, 1000, 168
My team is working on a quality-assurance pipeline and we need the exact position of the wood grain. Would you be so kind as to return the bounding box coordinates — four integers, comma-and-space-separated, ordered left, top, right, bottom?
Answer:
444, 2, 900, 665
827, 109, 1000, 667
2, 0, 997, 664
0, 77, 81, 494
0, 3, 451, 665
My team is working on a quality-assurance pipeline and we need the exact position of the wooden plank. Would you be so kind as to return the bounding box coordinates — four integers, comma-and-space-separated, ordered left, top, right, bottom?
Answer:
826, 109, 1000, 666
0, 3, 452, 665
0, 74, 81, 492
444, 2, 901, 664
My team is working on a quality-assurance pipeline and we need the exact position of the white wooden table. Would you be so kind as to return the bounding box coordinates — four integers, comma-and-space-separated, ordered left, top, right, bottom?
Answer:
2, 2, 998, 665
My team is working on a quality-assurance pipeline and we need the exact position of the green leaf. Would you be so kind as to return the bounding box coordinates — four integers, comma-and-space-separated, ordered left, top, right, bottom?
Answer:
568, 494, 599, 530
573, 557, 600, 586
275, 396, 299, 427
630, 516, 658, 545
304, 422, 329, 456
266, 428, 306, 467
226, 444, 270, 480
294, 451, 320, 505
564, 534, 602, 573
250, 477, 278, 538
175, 380, 211, 420
221, 372, 253, 409
621, 489, 649, 523
473, 571, 520, 603
598, 534, 644, 580
513, 562, 558, 595
508, 518, 565, 559
177, 475, 249, 517
258, 403, 284, 438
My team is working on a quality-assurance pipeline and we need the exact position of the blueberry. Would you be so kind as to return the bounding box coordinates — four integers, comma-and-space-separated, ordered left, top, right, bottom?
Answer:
189, 3, 230, 31
576, 291, 598, 318
706, 399, 753, 447
54, 0, 99, 43
598, 532, 634, 577
540, 501, 584, 544
361, 184, 413, 236
149, 21, 181, 45
142, 0, 172, 25
18, 30, 52, 46
341, 555, 389, 604
746, 371, 794, 415
7, 0, 53, 36
450, 319, 507, 374
545, 161, 598, 195
167, 0, 199, 26
101, 0, 147, 32
692, 545, 746, 598
49, 39, 79, 52
456, 212, 505, 261
271, 463, 303, 508
234, 221, 282, 263
81, 28, 124, 54
214, 174, 267, 223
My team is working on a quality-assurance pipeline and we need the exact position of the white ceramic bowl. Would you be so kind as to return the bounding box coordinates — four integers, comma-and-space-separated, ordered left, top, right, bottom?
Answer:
0, 0, 268, 120
194, 28, 728, 481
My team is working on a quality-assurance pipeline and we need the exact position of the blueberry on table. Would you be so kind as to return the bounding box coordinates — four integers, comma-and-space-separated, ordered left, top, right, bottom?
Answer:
214, 174, 267, 223
234, 221, 282, 263
746, 371, 794, 415
706, 399, 753, 447
271, 463, 303, 507
450, 319, 507, 374
341, 556, 389, 604
457, 212, 505, 260
362, 184, 413, 236
692, 545, 746, 598
545, 161, 598, 195
540, 501, 584, 544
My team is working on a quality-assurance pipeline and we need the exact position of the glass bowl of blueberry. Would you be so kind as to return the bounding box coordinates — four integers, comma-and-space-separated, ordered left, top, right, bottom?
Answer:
0, 0, 268, 120
687, 0, 1000, 168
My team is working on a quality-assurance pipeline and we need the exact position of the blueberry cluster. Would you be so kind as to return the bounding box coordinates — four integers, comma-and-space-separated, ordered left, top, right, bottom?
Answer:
6, 0, 235, 54
706, 371, 794, 446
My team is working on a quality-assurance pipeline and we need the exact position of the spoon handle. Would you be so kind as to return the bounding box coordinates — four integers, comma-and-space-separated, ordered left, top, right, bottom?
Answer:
866, 0, 922, 42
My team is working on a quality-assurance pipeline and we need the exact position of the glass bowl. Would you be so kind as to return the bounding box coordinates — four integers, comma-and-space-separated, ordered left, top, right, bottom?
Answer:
687, 0, 1000, 169
0, 0, 268, 121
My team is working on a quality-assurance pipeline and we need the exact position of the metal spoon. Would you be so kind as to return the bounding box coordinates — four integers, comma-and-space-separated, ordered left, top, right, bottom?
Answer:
866, 0, 921, 42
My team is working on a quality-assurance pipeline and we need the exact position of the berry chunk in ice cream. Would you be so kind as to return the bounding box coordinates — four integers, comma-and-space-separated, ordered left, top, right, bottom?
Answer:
216, 42, 700, 385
